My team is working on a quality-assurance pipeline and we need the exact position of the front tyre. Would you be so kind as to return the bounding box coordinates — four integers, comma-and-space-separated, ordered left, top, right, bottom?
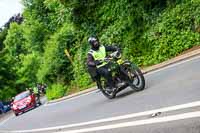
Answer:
122, 61, 145, 91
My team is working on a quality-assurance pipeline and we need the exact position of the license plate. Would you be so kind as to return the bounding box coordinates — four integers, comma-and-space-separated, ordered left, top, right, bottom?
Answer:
19, 105, 26, 109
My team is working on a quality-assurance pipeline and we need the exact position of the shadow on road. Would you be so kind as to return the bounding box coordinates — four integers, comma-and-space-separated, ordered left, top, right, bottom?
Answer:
115, 86, 148, 99
115, 89, 136, 99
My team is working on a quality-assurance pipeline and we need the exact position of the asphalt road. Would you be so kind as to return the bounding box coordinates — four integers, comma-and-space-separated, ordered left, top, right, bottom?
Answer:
1, 56, 200, 133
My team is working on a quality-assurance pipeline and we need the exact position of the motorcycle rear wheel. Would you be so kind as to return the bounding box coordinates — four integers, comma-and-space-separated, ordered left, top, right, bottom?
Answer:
96, 79, 116, 99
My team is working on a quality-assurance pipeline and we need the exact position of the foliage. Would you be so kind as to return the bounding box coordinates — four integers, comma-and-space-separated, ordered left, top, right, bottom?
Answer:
138, 1, 200, 66
4, 23, 26, 58
46, 83, 67, 100
16, 52, 41, 86
0, 52, 17, 100
1, 0, 200, 100
72, 45, 92, 89
0, 28, 8, 50
37, 23, 75, 84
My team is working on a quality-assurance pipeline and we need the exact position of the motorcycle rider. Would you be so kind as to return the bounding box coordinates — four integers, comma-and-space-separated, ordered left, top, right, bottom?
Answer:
33, 86, 41, 105
87, 36, 120, 92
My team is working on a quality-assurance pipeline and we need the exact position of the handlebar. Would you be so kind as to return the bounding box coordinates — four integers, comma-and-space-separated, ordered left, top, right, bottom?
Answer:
104, 51, 121, 62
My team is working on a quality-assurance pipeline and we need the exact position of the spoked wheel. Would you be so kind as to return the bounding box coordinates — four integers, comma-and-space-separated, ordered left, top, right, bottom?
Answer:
123, 62, 145, 91
96, 78, 116, 99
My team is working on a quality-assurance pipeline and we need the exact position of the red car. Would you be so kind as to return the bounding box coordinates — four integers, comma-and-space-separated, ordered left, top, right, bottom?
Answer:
11, 91, 37, 116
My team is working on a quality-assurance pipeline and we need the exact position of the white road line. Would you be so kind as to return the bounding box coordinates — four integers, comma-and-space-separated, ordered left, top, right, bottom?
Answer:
58, 111, 200, 133
0, 115, 14, 126
145, 55, 200, 75
8, 100, 200, 133
3, 56, 200, 133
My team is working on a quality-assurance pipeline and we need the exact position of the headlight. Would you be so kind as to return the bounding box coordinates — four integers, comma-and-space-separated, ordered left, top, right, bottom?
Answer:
26, 97, 31, 103
12, 104, 17, 109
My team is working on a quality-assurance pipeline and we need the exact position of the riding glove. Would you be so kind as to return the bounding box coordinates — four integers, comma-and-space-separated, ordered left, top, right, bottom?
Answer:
95, 60, 103, 66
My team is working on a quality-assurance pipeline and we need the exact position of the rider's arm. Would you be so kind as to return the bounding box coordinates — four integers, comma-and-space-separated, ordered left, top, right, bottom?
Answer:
87, 53, 103, 67
105, 45, 120, 52
87, 53, 96, 67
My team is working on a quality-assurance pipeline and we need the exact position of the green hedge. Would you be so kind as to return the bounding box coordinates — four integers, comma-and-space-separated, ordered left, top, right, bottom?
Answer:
1, 0, 200, 100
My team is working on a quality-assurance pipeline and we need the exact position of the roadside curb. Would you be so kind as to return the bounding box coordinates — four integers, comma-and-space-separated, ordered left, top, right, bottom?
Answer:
47, 48, 200, 104
47, 86, 97, 104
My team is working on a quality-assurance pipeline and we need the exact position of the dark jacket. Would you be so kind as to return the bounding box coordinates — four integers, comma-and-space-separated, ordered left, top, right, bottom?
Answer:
87, 45, 120, 80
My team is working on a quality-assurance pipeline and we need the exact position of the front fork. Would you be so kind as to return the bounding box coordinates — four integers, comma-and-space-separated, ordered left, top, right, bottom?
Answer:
120, 64, 136, 81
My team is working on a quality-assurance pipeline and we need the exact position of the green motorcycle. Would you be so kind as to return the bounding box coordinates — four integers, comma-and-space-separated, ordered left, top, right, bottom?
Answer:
96, 51, 145, 99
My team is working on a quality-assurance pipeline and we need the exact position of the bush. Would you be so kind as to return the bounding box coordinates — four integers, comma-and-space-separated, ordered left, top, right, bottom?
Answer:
46, 83, 67, 100
37, 23, 75, 83
2, 0, 200, 101
138, 1, 200, 66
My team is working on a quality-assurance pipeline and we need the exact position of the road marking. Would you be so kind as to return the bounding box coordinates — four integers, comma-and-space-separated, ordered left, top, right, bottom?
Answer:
145, 55, 200, 75
3, 55, 200, 133
58, 111, 200, 133
0, 115, 14, 126
7, 100, 200, 133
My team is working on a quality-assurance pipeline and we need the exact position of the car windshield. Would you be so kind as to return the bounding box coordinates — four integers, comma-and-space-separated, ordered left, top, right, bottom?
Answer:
14, 91, 30, 101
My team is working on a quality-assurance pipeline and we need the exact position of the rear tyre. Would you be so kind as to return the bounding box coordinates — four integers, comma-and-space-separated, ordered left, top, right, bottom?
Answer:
97, 79, 116, 99
122, 61, 145, 91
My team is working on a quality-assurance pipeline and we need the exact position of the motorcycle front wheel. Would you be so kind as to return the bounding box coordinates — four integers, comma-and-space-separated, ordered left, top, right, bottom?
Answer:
121, 61, 145, 91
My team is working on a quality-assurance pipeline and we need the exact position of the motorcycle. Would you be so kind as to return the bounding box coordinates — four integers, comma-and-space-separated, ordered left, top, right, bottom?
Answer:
96, 51, 145, 99
38, 84, 47, 96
